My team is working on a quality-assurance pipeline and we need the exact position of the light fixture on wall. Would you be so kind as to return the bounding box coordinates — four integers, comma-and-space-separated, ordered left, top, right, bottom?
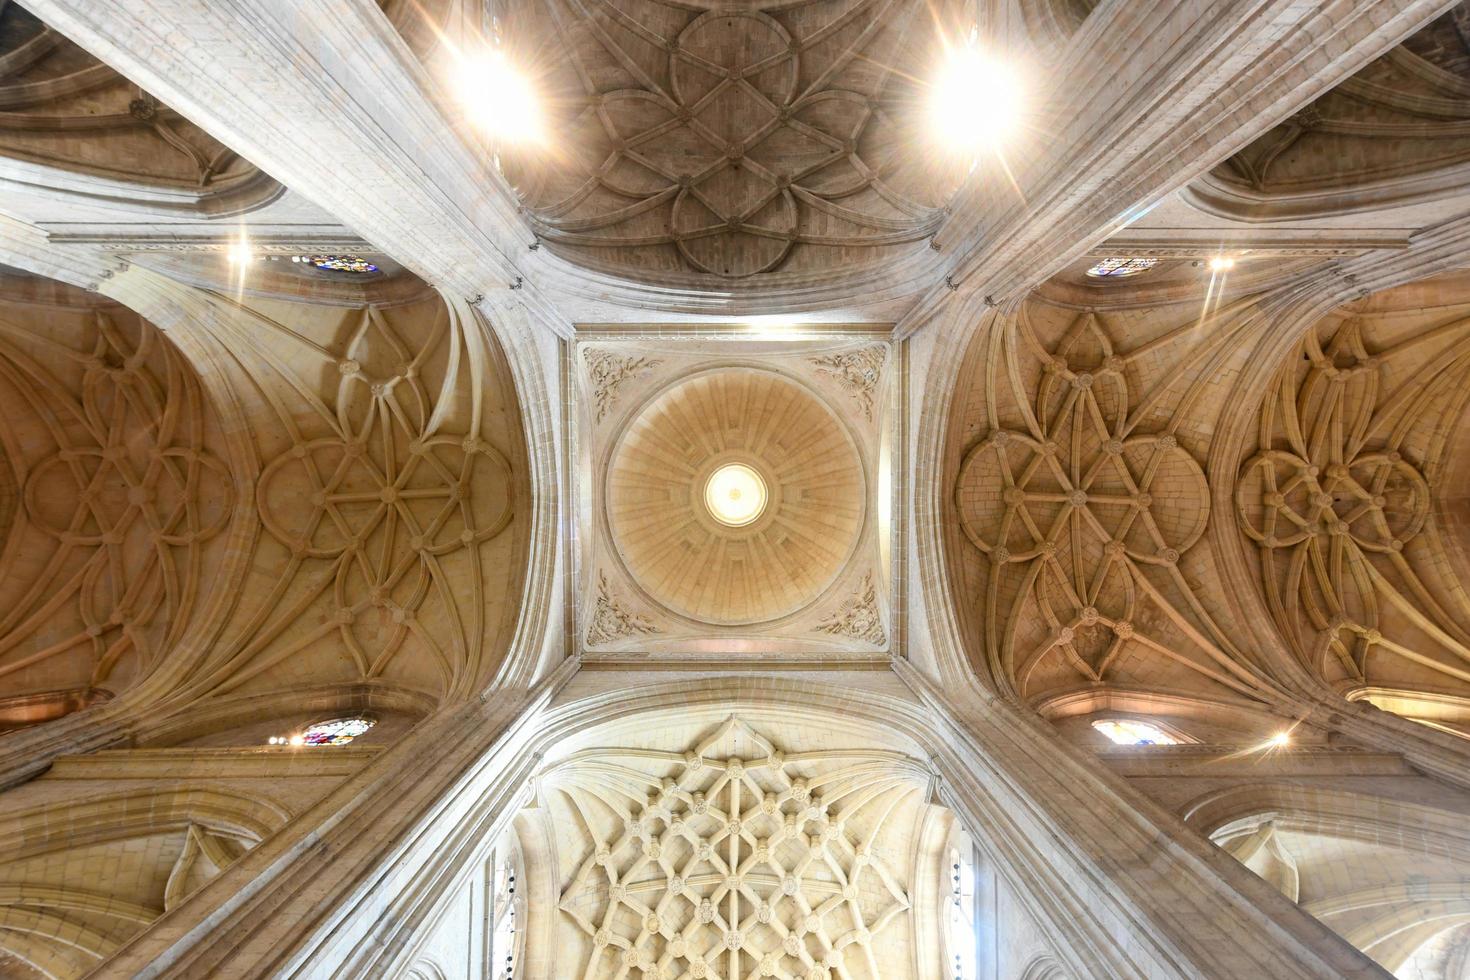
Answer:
456, 46, 542, 144
928, 31, 1022, 155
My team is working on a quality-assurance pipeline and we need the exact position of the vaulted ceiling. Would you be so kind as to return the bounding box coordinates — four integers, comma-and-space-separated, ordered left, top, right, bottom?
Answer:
0, 0, 1463, 736
461, 0, 969, 283
0, 261, 532, 721
1, 0, 1470, 974
517, 714, 952, 980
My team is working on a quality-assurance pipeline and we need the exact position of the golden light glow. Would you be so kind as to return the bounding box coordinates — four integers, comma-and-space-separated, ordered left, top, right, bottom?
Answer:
289, 734, 305, 747
1208, 255, 1235, 272
457, 48, 542, 143
225, 239, 254, 265
704, 463, 768, 527
929, 42, 1022, 154
1269, 731, 1291, 748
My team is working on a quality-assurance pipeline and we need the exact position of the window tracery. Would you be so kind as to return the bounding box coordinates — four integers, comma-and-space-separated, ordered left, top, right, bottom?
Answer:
945, 827, 981, 980
291, 255, 380, 274
1091, 719, 1178, 746
489, 839, 522, 980
1084, 257, 1157, 278
301, 717, 374, 745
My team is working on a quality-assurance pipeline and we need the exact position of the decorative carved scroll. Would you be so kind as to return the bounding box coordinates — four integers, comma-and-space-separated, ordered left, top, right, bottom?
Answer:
585, 570, 660, 647
810, 345, 887, 422
583, 347, 659, 423
815, 573, 887, 646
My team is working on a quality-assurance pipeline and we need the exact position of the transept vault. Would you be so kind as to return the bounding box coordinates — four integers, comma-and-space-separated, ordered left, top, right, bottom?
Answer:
0, 0, 1469, 978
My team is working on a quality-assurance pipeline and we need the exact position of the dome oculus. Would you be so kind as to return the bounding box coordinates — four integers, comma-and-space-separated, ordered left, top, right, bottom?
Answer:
704, 463, 767, 527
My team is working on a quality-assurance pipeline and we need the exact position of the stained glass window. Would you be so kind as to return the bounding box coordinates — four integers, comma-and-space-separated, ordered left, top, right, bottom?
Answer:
1093, 719, 1178, 746
300, 717, 374, 745
490, 842, 521, 980
1085, 257, 1158, 278
947, 831, 980, 980
291, 254, 380, 274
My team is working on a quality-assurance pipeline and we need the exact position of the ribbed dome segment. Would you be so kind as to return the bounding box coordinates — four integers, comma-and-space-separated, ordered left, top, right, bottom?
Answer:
608, 369, 864, 625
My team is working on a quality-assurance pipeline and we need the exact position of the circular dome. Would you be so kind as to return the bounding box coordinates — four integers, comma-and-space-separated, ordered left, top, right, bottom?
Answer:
607, 370, 864, 625
704, 463, 768, 527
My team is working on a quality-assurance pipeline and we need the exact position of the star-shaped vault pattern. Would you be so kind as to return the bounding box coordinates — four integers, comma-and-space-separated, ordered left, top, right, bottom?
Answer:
253, 305, 513, 688
549, 717, 924, 979
953, 308, 1268, 704
502, 0, 962, 279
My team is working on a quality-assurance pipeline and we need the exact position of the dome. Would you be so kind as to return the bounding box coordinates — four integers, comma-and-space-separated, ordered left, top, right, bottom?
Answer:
606, 369, 865, 625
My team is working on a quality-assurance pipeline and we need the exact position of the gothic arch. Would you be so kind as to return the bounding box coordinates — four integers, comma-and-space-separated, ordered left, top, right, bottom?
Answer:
1018, 953, 1071, 980
0, 785, 286, 978
1184, 783, 1470, 977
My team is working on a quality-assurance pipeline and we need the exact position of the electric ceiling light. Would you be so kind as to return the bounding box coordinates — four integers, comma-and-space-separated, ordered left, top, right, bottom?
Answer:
929, 40, 1022, 154
457, 47, 542, 143
1208, 255, 1235, 272
704, 463, 768, 528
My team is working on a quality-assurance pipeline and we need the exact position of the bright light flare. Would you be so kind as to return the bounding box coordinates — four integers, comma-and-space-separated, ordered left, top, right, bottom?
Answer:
225, 239, 254, 265
704, 463, 768, 528
457, 48, 542, 143
1268, 731, 1290, 748
929, 43, 1023, 154
1208, 255, 1235, 272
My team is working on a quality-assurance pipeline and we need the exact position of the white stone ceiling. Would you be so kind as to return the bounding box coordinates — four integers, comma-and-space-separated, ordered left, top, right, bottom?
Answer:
523, 715, 950, 980
492, 0, 968, 284
0, 0, 1469, 977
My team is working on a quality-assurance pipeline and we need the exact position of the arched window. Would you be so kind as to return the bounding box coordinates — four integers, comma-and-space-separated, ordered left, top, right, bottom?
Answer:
946, 825, 982, 980
1085, 257, 1157, 279
291, 254, 379, 274
488, 837, 523, 980
1092, 719, 1178, 746
300, 717, 374, 745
